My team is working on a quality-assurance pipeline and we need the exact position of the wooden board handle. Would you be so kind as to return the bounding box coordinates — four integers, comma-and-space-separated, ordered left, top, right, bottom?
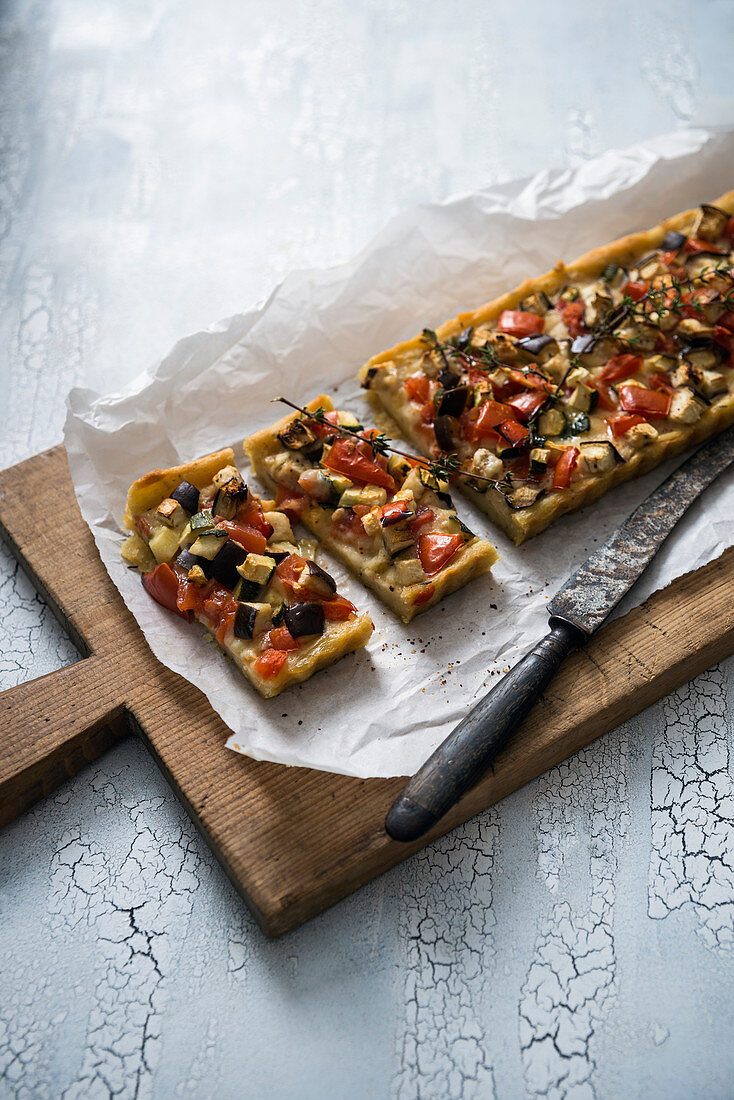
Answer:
0, 656, 129, 826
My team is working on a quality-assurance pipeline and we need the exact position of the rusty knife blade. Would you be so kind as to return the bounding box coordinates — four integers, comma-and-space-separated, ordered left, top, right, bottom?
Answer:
547, 424, 734, 636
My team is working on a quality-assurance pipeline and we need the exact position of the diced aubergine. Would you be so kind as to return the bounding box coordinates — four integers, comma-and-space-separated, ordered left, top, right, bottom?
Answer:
299, 559, 337, 598
454, 325, 474, 349
507, 485, 544, 509
271, 603, 286, 627
693, 204, 729, 242
660, 230, 687, 252
519, 291, 551, 316
176, 548, 211, 576
433, 414, 458, 452
170, 480, 200, 515
233, 602, 271, 640
437, 385, 471, 417
518, 333, 557, 361
284, 602, 325, 638
278, 418, 321, 453
210, 539, 247, 589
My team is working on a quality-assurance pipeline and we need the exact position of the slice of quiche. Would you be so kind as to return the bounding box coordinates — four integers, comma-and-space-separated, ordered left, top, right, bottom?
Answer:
121, 448, 373, 698
360, 192, 734, 544
245, 397, 499, 624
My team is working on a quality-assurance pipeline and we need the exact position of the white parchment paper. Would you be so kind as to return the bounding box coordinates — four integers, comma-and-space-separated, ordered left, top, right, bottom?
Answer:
64, 124, 734, 778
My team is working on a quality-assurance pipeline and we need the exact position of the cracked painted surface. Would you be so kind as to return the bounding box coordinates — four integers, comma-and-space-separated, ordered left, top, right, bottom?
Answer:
1, 0, 734, 1096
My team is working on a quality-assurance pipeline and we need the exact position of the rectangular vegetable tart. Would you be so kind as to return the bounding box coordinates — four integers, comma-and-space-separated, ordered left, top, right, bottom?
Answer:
360, 192, 734, 543
121, 448, 373, 697
245, 396, 499, 623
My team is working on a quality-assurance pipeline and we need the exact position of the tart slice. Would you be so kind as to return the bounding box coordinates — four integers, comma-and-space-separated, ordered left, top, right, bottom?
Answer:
245, 397, 499, 623
360, 192, 734, 543
121, 448, 373, 698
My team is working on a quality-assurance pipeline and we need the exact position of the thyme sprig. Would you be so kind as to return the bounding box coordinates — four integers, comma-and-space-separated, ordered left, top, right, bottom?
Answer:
272, 397, 505, 492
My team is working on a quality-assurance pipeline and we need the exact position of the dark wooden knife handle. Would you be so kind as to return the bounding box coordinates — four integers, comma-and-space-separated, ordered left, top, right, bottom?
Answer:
385, 619, 584, 842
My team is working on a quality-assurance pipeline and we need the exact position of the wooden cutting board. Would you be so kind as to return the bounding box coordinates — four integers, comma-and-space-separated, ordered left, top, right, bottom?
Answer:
1, 445, 732, 936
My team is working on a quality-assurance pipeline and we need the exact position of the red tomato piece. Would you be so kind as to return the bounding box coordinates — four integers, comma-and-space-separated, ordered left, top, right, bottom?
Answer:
649, 372, 673, 393
555, 299, 586, 337
714, 325, 734, 362
623, 281, 649, 302
475, 399, 515, 436
215, 519, 267, 555
497, 310, 545, 338
592, 380, 618, 411
608, 414, 645, 438
413, 584, 436, 606
599, 353, 643, 382
321, 597, 357, 621
552, 447, 579, 490
253, 648, 288, 679
409, 506, 436, 535
419, 399, 436, 423
142, 563, 190, 619
324, 438, 394, 489
216, 607, 238, 645
618, 385, 671, 418
238, 505, 274, 538
403, 375, 431, 403
684, 237, 723, 255
276, 554, 308, 590
135, 515, 152, 538
417, 533, 463, 576
275, 485, 308, 520
498, 419, 530, 446
719, 312, 734, 333
505, 391, 546, 422
507, 369, 555, 394
268, 626, 300, 651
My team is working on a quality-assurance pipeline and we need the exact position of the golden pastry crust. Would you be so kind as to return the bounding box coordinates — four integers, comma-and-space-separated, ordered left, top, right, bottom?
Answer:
122, 448, 373, 698
246, 396, 499, 623
360, 190, 734, 543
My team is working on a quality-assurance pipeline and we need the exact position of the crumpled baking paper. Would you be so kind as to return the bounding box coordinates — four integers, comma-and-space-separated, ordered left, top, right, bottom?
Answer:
65, 124, 734, 778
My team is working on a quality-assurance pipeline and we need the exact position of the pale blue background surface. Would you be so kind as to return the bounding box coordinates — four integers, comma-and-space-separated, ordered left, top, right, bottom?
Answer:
1, 2, 733, 1097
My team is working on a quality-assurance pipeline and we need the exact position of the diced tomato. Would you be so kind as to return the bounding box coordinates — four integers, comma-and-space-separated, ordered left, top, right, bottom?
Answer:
268, 626, 300, 651
253, 648, 288, 680
475, 399, 515, 437
684, 237, 723, 255
660, 250, 686, 276
380, 499, 411, 525
507, 369, 555, 394
618, 385, 671, 418
135, 515, 152, 538
719, 312, 734, 333
599, 353, 643, 383
417, 533, 463, 576
201, 587, 238, 629
608, 414, 645, 438
276, 554, 307, 590
321, 597, 357, 621
497, 310, 545, 338
142, 563, 190, 619
409, 506, 436, 535
413, 584, 436, 606
623, 281, 649, 302
420, 399, 436, 423
498, 419, 530, 446
655, 331, 677, 355
555, 299, 586, 337
215, 519, 268, 555
238, 505, 274, 538
275, 485, 308, 520
324, 437, 394, 489
649, 371, 673, 393
403, 375, 431, 403
304, 409, 341, 438
330, 506, 369, 542
552, 447, 579, 489
216, 606, 238, 645
592, 380, 618, 412
506, 391, 546, 422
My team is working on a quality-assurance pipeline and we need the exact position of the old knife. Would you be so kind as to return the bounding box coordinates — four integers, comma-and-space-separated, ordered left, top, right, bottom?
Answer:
385, 424, 734, 843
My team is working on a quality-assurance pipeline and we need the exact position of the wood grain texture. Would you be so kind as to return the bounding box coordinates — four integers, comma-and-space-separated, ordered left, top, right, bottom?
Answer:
0, 444, 732, 936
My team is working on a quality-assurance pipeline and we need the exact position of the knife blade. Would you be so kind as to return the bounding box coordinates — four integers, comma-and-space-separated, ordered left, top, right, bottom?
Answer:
385, 424, 734, 843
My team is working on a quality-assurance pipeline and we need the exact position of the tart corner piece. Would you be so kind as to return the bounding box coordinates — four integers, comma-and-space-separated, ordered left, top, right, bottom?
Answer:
360, 191, 734, 544
245, 396, 499, 623
122, 446, 373, 699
